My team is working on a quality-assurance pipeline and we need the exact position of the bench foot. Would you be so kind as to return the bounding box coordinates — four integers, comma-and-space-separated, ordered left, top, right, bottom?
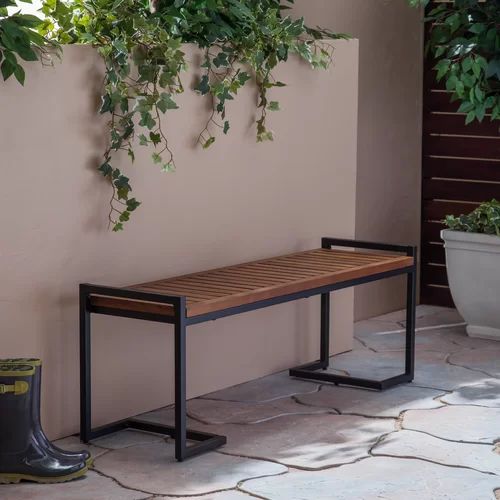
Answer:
82, 418, 227, 461
289, 363, 413, 391
290, 245, 417, 392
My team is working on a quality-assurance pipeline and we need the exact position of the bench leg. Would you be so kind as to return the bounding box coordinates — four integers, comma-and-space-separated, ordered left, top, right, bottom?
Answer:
174, 302, 187, 461
80, 287, 92, 443
405, 267, 417, 380
319, 293, 330, 369
289, 269, 417, 391
79, 289, 226, 460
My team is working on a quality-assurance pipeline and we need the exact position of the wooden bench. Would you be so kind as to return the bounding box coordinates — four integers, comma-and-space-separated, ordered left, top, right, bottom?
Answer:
80, 237, 417, 461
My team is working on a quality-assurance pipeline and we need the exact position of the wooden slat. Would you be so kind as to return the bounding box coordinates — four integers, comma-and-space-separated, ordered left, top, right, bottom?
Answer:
424, 135, 500, 159
249, 262, 320, 277
186, 273, 281, 288
422, 221, 445, 243
423, 178, 500, 203
186, 256, 414, 317
269, 258, 341, 273
423, 200, 480, 220
172, 277, 253, 292
310, 250, 395, 264
137, 284, 223, 299
422, 263, 449, 287
289, 253, 354, 266
91, 297, 175, 316
424, 113, 500, 137
423, 157, 500, 182
425, 91, 461, 113
89, 249, 414, 318
211, 269, 287, 284
312, 249, 394, 260
421, 243, 446, 265
156, 278, 245, 292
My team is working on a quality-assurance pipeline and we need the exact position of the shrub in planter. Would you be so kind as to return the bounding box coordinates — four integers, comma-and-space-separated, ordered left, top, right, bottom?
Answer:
442, 200, 500, 340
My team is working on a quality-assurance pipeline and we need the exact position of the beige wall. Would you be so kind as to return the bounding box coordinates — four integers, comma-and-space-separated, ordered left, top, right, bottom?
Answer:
0, 42, 359, 439
293, 0, 423, 319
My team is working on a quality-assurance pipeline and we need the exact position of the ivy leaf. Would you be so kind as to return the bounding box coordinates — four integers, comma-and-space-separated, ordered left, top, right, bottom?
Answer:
98, 162, 113, 177
1, 56, 16, 81
435, 59, 450, 81
223, 121, 230, 135
139, 112, 156, 130
465, 110, 476, 125
13, 64, 25, 85
203, 136, 216, 149
149, 131, 161, 145
267, 101, 280, 111
157, 93, 178, 113
196, 74, 210, 95
119, 211, 130, 222
237, 72, 251, 85
161, 162, 175, 172
126, 198, 141, 212
213, 51, 229, 68
486, 59, 500, 80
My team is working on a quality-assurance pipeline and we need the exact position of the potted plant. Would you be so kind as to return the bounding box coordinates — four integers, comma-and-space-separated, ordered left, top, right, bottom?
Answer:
442, 200, 500, 341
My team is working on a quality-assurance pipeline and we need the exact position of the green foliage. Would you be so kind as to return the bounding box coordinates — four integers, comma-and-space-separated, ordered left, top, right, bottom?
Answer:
409, 0, 500, 124
0, 0, 58, 85
445, 200, 500, 236
40, 0, 346, 230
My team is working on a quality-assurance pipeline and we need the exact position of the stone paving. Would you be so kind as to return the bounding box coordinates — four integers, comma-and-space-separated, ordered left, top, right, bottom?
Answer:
2, 306, 500, 499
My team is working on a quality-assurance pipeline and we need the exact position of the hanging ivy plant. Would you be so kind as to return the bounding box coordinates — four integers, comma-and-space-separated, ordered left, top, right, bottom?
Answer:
0, 0, 58, 85
39, 0, 346, 230
409, 0, 500, 124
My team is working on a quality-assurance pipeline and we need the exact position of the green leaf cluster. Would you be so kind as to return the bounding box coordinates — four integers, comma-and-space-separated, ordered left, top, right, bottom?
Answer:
39, 0, 346, 230
410, 0, 500, 123
445, 199, 500, 237
0, 0, 58, 85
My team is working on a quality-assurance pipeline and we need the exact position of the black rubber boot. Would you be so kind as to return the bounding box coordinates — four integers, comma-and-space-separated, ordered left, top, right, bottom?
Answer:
0, 358, 92, 468
0, 364, 88, 484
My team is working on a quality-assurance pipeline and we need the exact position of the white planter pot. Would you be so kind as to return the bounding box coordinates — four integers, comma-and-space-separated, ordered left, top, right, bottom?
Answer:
442, 229, 500, 341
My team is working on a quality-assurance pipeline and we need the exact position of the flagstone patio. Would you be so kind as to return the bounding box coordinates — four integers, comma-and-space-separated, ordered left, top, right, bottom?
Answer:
2, 306, 500, 500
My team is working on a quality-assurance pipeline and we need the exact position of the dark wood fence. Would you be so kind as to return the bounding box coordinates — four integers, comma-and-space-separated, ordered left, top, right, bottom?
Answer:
421, 9, 500, 307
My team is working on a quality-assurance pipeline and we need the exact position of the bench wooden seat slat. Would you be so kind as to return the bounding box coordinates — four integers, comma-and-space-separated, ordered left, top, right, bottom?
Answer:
136, 287, 219, 301
251, 263, 320, 275
172, 280, 254, 293
147, 280, 249, 294
89, 249, 413, 318
209, 270, 287, 284
232, 266, 317, 279
270, 259, 345, 272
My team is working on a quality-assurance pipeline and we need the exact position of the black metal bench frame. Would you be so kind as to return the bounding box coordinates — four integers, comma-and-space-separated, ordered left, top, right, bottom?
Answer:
80, 237, 417, 462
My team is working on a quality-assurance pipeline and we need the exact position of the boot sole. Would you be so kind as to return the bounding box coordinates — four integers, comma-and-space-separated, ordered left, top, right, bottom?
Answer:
0, 466, 88, 484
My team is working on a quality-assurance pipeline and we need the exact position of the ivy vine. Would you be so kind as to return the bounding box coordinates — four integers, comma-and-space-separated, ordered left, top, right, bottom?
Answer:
39, 0, 345, 230
410, 0, 500, 124
0, 0, 58, 85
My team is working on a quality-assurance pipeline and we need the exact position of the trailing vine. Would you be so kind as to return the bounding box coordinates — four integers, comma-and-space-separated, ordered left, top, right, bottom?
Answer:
40, 0, 345, 230
410, 0, 500, 124
0, 0, 58, 85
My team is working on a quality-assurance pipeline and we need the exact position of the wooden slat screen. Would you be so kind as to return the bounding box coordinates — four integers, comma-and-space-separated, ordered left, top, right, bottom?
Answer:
421, 2, 500, 307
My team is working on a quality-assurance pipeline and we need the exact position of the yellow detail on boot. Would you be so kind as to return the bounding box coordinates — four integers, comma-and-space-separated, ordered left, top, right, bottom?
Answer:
0, 381, 29, 395
0, 466, 89, 484
0, 359, 42, 367
0, 366, 35, 377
